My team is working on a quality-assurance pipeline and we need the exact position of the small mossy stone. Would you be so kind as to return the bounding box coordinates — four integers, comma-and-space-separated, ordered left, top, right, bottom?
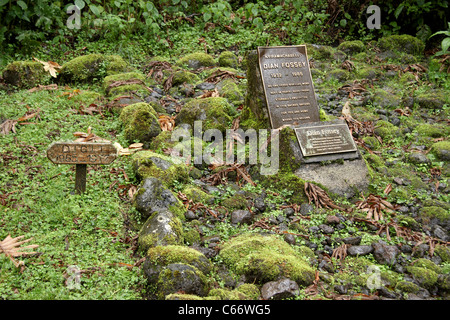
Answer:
59, 54, 128, 83
103, 71, 146, 95
337, 40, 365, 55
377, 34, 425, 56
119, 102, 161, 144
172, 70, 200, 86
406, 266, 438, 288
175, 97, 234, 132
431, 141, 450, 161
146, 245, 213, 275
2, 61, 49, 88
419, 206, 449, 222
132, 150, 189, 187
219, 233, 315, 286
216, 79, 243, 105
176, 52, 215, 70
156, 263, 209, 299
218, 51, 239, 68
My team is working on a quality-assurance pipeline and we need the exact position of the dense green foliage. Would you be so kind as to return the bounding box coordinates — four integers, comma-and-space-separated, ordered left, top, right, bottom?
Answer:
1, 0, 449, 66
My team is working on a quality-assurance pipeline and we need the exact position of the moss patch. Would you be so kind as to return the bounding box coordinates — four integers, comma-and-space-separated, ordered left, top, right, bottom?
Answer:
175, 97, 234, 132
219, 233, 315, 286
59, 54, 127, 83
377, 34, 425, 56
119, 102, 161, 144
2, 61, 49, 88
132, 150, 189, 187
176, 52, 215, 69
218, 51, 239, 68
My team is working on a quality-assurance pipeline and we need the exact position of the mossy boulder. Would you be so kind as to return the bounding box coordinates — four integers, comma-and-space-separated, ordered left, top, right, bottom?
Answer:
119, 102, 161, 144
59, 54, 127, 83
326, 69, 351, 82
221, 193, 249, 211
134, 177, 186, 222
2, 61, 49, 88
259, 172, 308, 204
374, 120, 399, 140
370, 89, 401, 109
435, 245, 450, 263
337, 40, 366, 55
156, 263, 210, 299
219, 233, 315, 286
406, 266, 439, 289
415, 90, 449, 109
138, 210, 184, 252
182, 185, 214, 205
395, 280, 420, 294
207, 288, 251, 300
356, 67, 384, 80
171, 70, 200, 86
377, 34, 425, 56
175, 97, 235, 132
216, 79, 244, 105
132, 150, 189, 187
431, 140, 450, 161
103, 71, 147, 96
419, 206, 449, 223
415, 124, 446, 138
176, 52, 215, 70
145, 245, 213, 277
218, 51, 239, 68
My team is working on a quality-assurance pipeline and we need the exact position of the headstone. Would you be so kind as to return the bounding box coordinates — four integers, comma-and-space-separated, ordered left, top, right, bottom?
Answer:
47, 141, 117, 194
250, 45, 369, 197
257, 45, 320, 128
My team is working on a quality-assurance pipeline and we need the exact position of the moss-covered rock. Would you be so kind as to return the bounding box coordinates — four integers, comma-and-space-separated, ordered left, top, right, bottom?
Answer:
419, 206, 449, 223
2, 61, 49, 88
218, 51, 239, 68
216, 79, 244, 105
326, 69, 351, 82
172, 70, 200, 86
119, 102, 161, 144
103, 71, 147, 96
145, 245, 213, 275
138, 210, 184, 252
415, 90, 449, 109
59, 54, 127, 83
182, 185, 214, 205
370, 89, 401, 109
431, 140, 450, 161
156, 263, 210, 299
337, 40, 366, 55
411, 258, 441, 274
207, 288, 250, 300
235, 283, 260, 300
259, 172, 308, 204
356, 67, 384, 80
132, 150, 189, 187
219, 233, 315, 286
377, 34, 425, 56
176, 52, 216, 70
434, 245, 450, 263
415, 124, 446, 138
134, 177, 186, 221
175, 97, 234, 132
221, 193, 249, 211
395, 280, 420, 294
406, 266, 438, 288
374, 120, 399, 140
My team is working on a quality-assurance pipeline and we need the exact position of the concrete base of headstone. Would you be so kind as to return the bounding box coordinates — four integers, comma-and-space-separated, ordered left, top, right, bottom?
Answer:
294, 157, 369, 199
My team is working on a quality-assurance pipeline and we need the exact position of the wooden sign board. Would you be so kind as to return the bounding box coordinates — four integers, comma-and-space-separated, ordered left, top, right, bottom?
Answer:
257, 45, 320, 129
47, 142, 117, 165
47, 141, 117, 194
294, 122, 357, 158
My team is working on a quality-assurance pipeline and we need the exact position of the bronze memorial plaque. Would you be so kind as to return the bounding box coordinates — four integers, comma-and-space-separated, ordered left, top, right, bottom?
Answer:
258, 45, 319, 129
47, 141, 117, 165
294, 122, 357, 157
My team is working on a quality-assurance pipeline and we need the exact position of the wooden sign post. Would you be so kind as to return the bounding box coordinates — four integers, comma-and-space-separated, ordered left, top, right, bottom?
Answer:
47, 141, 118, 194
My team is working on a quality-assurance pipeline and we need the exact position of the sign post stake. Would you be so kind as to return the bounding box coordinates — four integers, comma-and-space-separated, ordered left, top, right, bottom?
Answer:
47, 141, 117, 195
75, 164, 87, 194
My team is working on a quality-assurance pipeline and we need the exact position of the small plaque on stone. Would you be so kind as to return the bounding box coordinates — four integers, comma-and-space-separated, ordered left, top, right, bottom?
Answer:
294, 121, 357, 158
257, 45, 319, 129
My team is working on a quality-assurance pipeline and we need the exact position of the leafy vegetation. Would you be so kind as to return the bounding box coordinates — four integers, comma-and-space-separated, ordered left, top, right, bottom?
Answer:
1, 0, 449, 302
